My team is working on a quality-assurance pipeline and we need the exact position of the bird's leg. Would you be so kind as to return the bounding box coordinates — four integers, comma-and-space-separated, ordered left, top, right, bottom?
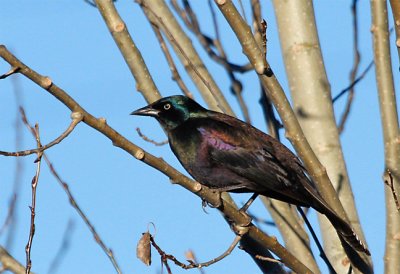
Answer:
233, 193, 259, 227
240, 193, 259, 212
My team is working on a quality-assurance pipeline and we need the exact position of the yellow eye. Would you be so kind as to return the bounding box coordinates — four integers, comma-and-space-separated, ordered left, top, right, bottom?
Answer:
163, 103, 171, 110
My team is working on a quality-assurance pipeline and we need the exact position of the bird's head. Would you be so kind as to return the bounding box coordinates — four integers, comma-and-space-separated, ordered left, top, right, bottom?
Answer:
131, 95, 206, 130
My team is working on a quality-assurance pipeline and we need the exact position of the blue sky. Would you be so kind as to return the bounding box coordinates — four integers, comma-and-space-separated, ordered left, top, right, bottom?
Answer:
0, 1, 399, 273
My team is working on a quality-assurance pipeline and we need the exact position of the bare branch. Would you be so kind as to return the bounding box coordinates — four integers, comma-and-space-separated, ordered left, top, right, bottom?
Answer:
3, 72, 25, 250
150, 234, 242, 270
0, 112, 82, 157
337, 0, 361, 133
24, 124, 43, 274
149, 23, 193, 98
44, 155, 122, 274
136, 127, 168, 146
371, 0, 400, 271
47, 219, 76, 274
184, 250, 206, 274
297, 207, 336, 274
0, 246, 32, 274
332, 61, 374, 103
171, 0, 253, 73
136, 0, 234, 115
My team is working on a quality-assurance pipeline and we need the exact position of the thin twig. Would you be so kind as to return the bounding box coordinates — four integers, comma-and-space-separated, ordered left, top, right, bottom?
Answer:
384, 169, 400, 212
259, 87, 282, 139
140, 1, 236, 116
185, 250, 206, 274
0, 194, 17, 236
333, 27, 394, 103
246, 211, 275, 227
237, 0, 247, 23
238, 245, 281, 264
150, 234, 241, 270
332, 61, 374, 103
44, 156, 122, 274
6, 74, 25, 252
0, 66, 20, 79
0, 112, 82, 157
0, 75, 25, 243
170, 0, 252, 73
207, 0, 251, 122
25, 124, 43, 274
149, 23, 193, 98
338, 0, 361, 133
47, 219, 76, 274
297, 207, 337, 274
136, 127, 168, 146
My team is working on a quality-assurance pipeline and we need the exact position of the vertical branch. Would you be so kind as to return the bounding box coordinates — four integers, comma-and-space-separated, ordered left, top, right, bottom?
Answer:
271, 0, 371, 271
149, 23, 193, 98
1, 75, 25, 250
25, 125, 43, 274
338, 0, 361, 133
370, 0, 400, 273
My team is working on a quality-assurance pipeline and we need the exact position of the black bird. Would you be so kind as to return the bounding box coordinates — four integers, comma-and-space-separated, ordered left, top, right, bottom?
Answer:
131, 95, 370, 256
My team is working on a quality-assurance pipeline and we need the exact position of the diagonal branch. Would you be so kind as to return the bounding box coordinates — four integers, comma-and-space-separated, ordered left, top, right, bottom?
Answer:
337, 0, 361, 133
0, 245, 33, 274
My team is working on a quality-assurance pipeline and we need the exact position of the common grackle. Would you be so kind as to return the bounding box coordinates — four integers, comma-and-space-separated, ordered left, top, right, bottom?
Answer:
131, 95, 370, 256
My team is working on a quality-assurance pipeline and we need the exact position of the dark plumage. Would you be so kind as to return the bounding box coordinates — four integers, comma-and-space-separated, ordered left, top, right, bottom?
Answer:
131, 95, 370, 256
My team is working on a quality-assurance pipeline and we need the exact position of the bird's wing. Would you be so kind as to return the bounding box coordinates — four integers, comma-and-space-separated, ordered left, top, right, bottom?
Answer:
197, 124, 311, 203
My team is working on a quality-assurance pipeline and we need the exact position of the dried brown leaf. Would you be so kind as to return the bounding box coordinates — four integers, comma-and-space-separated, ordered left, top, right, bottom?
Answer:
137, 232, 151, 266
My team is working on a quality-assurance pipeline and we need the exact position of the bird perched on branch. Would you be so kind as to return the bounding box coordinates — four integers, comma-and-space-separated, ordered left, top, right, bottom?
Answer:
131, 95, 370, 256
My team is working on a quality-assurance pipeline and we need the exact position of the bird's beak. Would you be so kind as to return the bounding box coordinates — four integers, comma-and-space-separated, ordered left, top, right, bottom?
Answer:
130, 105, 159, 117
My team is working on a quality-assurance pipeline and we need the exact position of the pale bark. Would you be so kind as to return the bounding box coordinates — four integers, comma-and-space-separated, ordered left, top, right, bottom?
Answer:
371, 0, 400, 273
272, 1, 372, 272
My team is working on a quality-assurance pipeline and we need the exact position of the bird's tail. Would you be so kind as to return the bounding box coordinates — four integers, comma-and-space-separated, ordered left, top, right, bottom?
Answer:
318, 203, 370, 256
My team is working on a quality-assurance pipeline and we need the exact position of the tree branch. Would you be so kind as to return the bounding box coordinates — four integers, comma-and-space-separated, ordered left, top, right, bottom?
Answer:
0, 112, 82, 157
0, 245, 32, 274
24, 124, 43, 274
371, 0, 400, 272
